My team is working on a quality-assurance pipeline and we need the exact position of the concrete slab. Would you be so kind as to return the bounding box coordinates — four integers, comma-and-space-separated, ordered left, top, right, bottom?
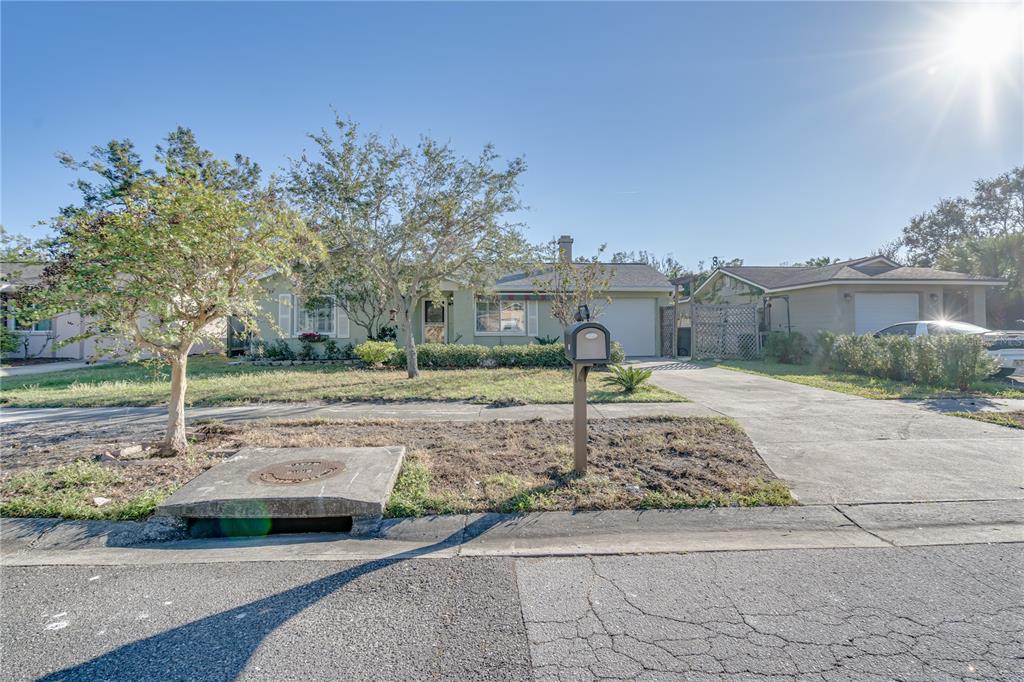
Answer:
650, 366, 1024, 504
840, 500, 1024, 546
156, 446, 405, 519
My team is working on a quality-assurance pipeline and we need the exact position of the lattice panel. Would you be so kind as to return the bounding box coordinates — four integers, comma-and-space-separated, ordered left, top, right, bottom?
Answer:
692, 304, 760, 360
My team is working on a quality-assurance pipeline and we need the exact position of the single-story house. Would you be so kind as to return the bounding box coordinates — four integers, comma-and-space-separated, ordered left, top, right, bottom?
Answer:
687, 255, 1006, 339
1, 262, 222, 361
253, 236, 673, 357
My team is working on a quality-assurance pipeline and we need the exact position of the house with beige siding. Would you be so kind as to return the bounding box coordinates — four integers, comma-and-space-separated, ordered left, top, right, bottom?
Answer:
252, 236, 674, 358
688, 256, 1006, 341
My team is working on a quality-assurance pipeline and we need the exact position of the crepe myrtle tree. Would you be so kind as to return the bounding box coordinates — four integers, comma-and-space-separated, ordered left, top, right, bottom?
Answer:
21, 129, 318, 456
532, 240, 614, 327
289, 116, 530, 378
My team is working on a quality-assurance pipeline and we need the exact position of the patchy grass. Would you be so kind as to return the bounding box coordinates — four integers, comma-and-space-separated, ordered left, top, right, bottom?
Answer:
0, 448, 230, 520
946, 410, 1024, 430
193, 417, 795, 516
718, 360, 1024, 400
0, 355, 685, 407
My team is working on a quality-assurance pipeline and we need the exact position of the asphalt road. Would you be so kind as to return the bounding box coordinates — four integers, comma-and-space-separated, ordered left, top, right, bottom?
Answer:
3, 544, 1021, 681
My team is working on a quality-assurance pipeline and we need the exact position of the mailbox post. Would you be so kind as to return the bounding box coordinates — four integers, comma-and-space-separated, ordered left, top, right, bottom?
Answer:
564, 321, 611, 475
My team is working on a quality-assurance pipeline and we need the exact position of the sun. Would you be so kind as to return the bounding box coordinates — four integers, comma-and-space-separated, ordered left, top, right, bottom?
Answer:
944, 4, 1021, 73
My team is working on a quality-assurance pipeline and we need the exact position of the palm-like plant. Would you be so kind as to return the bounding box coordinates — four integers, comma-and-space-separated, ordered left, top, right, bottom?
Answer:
600, 364, 653, 393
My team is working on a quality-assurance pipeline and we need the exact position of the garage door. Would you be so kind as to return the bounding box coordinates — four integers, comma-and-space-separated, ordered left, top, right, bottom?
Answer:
854, 293, 920, 335
599, 298, 657, 356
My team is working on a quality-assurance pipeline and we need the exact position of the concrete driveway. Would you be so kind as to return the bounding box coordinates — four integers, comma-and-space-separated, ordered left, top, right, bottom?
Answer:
645, 362, 1023, 505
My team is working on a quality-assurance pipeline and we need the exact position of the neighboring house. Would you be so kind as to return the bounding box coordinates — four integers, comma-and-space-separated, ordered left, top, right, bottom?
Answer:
686, 255, 1006, 340
252, 235, 674, 357
1, 262, 222, 361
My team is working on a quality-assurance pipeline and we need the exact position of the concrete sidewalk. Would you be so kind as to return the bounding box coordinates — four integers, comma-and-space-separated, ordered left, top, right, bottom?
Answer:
3, 499, 1020, 566
0, 400, 718, 427
645, 364, 1024, 505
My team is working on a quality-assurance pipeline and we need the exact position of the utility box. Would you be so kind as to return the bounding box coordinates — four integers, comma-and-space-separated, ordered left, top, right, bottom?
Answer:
564, 322, 611, 365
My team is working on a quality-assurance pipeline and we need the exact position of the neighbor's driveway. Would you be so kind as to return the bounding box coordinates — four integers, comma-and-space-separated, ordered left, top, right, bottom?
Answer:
644, 362, 1023, 505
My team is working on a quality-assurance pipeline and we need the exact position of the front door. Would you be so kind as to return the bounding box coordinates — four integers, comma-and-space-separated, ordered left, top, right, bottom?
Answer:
423, 300, 446, 343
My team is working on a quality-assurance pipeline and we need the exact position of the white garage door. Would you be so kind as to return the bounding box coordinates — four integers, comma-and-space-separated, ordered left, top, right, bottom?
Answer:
854, 293, 920, 335
599, 298, 657, 357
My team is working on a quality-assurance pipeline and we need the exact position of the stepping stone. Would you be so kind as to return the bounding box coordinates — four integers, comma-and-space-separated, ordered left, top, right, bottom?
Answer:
156, 446, 405, 521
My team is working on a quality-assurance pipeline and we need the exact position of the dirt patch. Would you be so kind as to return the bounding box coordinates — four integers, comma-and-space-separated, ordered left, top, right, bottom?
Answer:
196, 417, 791, 514
1, 416, 793, 518
948, 410, 1024, 430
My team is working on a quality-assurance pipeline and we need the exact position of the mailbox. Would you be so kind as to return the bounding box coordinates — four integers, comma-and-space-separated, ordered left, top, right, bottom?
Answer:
564, 322, 611, 365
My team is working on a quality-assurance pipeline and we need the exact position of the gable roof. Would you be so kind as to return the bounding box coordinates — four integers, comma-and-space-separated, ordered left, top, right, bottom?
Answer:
494, 262, 672, 293
697, 256, 1005, 296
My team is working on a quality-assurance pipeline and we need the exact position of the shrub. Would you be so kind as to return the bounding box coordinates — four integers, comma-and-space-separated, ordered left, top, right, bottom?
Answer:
610, 340, 626, 364
372, 326, 398, 342
0, 326, 18, 355
601, 364, 653, 393
385, 342, 571, 369
764, 332, 811, 364
938, 334, 998, 391
816, 331, 999, 390
323, 339, 341, 360
264, 339, 295, 361
354, 340, 398, 366
534, 335, 561, 345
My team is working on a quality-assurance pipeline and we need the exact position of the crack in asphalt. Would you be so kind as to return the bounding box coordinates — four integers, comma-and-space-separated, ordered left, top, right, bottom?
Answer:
517, 545, 1024, 681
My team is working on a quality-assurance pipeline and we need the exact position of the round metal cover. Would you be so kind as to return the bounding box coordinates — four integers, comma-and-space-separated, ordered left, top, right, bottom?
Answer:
250, 459, 345, 485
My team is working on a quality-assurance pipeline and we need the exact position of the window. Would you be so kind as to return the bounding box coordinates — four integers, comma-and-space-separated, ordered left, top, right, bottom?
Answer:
475, 297, 526, 334
296, 297, 335, 336
875, 323, 917, 337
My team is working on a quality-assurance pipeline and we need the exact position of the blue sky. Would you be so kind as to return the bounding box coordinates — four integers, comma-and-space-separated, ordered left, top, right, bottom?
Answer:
2, 1, 1021, 268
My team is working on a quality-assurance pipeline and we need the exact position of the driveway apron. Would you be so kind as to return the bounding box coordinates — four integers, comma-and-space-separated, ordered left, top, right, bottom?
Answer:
647, 364, 1023, 504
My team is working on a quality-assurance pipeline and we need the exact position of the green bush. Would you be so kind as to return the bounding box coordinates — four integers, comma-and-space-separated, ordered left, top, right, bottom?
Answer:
764, 332, 811, 364
817, 331, 998, 390
0, 326, 18, 355
264, 339, 295, 361
610, 340, 625, 364
534, 335, 561, 345
354, 340, 398, 366
601, 364, 653, 393
385, 342, 571, 369
489, 343, 568, 368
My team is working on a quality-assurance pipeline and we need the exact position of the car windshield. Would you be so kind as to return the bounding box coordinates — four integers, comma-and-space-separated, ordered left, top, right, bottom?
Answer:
928, 321, 990, 335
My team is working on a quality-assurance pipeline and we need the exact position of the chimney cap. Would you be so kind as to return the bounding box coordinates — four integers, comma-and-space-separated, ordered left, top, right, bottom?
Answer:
558, 235, 573, 242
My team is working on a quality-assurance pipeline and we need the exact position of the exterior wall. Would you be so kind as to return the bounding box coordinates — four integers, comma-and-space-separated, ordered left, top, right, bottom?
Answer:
766, 286, 843, 339
970, 287, 987, 327
250, 277, 669, 354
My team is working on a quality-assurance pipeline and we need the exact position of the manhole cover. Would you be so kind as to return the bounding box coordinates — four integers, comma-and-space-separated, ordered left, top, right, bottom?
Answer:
250, 460, 345, 485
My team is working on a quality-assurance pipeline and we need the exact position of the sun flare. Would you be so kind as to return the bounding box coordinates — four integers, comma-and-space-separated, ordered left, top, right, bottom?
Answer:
944, 4, 1021, 73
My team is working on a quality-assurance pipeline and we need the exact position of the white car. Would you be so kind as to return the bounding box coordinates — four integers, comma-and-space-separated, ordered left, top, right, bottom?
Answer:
872, 320, 1024, 378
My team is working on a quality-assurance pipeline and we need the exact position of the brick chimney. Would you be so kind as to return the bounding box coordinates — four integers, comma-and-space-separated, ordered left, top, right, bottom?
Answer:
557, 235, 573, 264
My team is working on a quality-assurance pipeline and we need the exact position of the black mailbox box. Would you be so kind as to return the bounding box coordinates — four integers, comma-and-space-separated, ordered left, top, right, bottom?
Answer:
564, 322, 611, 364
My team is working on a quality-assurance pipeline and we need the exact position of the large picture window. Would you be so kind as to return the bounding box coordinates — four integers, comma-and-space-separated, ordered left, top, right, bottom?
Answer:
296, 297, 335, 336
475, 297, 526, 334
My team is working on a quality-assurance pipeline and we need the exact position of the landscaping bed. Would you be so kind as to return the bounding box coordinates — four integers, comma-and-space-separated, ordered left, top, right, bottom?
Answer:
0, 356, 684, 407
719, 360, 1024, 400
0, 416, 793, 520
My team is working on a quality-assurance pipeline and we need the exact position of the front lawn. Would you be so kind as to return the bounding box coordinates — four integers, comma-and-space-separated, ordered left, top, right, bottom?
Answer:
718, 360, 1024, 400
0, 416, 793, 520
0, 356, 685, 407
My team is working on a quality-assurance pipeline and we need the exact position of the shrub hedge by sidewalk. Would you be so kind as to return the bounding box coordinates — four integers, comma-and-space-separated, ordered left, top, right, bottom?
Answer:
816, 331, 998, 391
380, 341, 626, 369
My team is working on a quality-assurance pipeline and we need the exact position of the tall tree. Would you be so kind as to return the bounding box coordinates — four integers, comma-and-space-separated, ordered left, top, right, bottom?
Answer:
289, 117, 529, 378
533, 240, 614, 326
19, 129, 316, 455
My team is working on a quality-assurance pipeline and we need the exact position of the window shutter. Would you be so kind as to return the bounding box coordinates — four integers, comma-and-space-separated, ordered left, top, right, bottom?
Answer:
278, 294, 293, 337
527, 300, 539, 337
336, 303, 349, 338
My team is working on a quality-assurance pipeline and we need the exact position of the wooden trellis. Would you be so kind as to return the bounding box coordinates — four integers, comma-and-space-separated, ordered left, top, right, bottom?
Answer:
691, 303, 760, 360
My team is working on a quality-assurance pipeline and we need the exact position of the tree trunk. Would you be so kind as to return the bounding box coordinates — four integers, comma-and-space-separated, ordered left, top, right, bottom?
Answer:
404, 306, 419, 379
162, 351, 191, 457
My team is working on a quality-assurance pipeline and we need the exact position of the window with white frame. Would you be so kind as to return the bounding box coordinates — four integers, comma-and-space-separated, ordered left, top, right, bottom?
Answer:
296, 297, 335, 336
475, 297, 526, 334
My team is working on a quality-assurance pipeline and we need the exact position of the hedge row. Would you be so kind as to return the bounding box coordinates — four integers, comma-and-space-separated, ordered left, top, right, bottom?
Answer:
372, 341, 625, 369
816, 331, 998, 391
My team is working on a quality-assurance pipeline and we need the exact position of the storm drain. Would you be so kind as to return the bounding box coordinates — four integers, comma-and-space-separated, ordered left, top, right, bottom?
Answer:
187, 515, 354, 538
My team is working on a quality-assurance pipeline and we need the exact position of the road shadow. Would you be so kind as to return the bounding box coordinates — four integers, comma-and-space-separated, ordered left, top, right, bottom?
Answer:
37, 514, 504, 682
